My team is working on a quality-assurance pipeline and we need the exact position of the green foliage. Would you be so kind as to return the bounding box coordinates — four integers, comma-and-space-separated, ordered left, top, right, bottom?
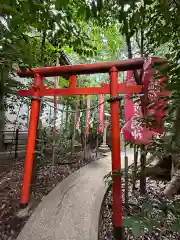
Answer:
124, 217, 145, 237
90, 0, 180, 161
123, 200, 180, 237
59, 77, 69, 88
0, 0, 125, 137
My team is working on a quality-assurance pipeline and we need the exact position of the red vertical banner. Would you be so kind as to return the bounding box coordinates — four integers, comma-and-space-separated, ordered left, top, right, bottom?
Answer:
122, 57, 169, 145
98, 94, 104, 133
85, 96, 91, 137
124, 71, 137, 122
122, 71, 153, 145
142, 57, 169, 134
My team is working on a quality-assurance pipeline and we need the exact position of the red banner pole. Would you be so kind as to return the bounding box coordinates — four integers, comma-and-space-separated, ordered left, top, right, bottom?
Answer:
20, 73, 43, 207
109, 67, 123, 239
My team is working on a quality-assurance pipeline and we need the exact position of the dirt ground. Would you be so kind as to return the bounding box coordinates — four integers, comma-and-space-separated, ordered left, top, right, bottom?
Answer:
0, 150, 101, 240
99, 178, 180, 240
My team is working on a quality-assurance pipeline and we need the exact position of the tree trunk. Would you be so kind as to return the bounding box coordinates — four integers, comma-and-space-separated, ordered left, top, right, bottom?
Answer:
140, 28, 144, 58
52, 99, 57, 168
79, 99, 85, 148
0, 22, 6, 150
164, 169, 180, 199
140, 146, 146, 195
71, 90, 80, 154
124, 155, 129, 208
71, 111, 76, 154
164, 106, 180, 198
126, 32, 146, 194
0, 69, 7, 151
126, 34, 140, 85
52, 57, 59, 167
65, 101, 70, 131
0, 102, 5, 151
60, 105, 65, 135
40, 30, 46, 64
126, 35, 133, 59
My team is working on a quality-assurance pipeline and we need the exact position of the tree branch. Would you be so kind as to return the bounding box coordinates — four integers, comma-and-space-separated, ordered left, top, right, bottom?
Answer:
135, 31, 141, 50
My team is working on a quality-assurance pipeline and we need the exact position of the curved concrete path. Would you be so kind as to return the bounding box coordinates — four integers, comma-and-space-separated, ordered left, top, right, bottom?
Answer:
17, 150, 134, 240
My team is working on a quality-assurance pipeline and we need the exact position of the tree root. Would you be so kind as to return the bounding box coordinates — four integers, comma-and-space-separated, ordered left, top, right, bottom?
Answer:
164, 169, 180, 198
143, 155, 180, 198
145, 155, 172, 181
131, 153, 180, 198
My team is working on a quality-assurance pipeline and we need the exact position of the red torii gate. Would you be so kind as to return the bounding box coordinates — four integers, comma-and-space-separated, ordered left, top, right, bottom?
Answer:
17, 58, 144, 239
